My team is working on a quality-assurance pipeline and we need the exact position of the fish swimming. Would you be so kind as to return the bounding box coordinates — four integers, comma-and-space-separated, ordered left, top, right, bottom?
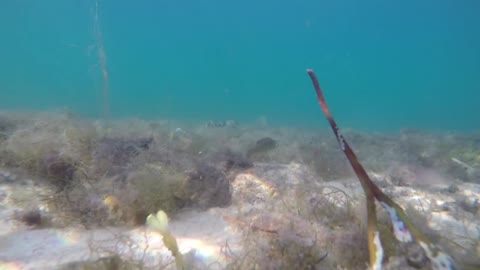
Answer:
246, 137, 277, 158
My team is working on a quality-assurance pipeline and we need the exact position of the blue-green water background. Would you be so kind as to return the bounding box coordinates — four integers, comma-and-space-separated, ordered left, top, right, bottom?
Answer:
1, 0, 479, 131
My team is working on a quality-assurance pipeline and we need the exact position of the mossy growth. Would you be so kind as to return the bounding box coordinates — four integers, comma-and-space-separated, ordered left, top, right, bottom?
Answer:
4, 119, 98, 186
65, 255, 145, 270
269, 183, 374, 269
227, 227, 328, 270
287, 183, 358, 229
34, 160, 191, 227
62, 126, 98, 168
328, 224, 369, 269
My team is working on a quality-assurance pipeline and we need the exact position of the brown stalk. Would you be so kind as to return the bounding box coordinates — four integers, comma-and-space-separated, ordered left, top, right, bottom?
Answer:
306, 69, 455, 270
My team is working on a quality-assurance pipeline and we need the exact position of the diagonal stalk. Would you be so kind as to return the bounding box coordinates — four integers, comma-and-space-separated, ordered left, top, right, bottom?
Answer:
306, 69, 455, 270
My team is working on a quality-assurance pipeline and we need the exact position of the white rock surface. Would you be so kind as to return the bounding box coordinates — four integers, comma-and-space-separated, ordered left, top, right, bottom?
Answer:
0, 209, 239, 270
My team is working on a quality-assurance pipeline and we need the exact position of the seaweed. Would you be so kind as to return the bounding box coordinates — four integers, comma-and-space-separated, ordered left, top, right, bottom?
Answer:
306, 69, 455, 270
224, 213, 329, 270
147, 210, 185, 270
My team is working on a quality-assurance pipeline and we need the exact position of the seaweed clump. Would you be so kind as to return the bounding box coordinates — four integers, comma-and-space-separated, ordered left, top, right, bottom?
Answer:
225, 213, 329, 270
3, 114, 97, 187
64, 255, 144, 270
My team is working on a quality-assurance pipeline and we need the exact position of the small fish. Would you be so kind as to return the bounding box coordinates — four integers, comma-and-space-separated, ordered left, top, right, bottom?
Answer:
246, 137, 277, 158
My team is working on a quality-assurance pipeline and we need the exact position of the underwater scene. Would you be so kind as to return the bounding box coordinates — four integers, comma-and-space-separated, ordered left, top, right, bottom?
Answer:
0, 0, 479, 269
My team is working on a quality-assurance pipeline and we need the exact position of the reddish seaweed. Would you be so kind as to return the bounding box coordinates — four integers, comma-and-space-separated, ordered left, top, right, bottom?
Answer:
306, 69, 455, 270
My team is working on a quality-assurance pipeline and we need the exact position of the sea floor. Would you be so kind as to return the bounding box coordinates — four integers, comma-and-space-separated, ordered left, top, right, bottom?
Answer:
0, 110, 479, 269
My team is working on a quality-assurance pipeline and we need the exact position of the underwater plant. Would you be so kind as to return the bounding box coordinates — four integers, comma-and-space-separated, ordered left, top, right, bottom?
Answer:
147, 210, 184, 270
306, 69, 455, 270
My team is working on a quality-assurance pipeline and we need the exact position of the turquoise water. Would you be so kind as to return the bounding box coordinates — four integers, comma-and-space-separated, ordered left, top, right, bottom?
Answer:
1, 0, 479, 131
